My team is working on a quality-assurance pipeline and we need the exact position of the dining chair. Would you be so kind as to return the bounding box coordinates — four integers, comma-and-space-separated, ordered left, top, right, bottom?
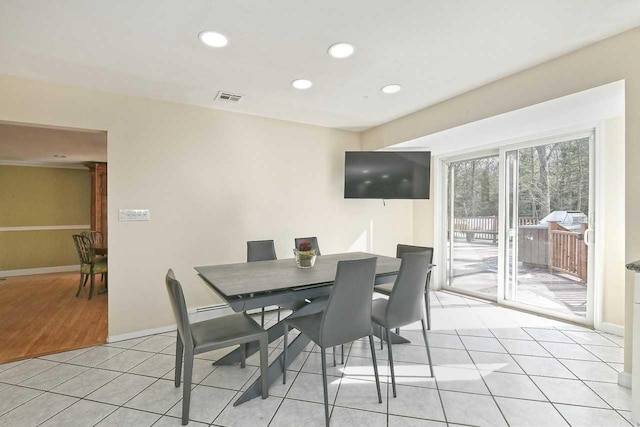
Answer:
375, 244, 434, 337
372, 251, 434, 398
282, 257, 382, 426
165, 270, 269, 425
81, 230, 104, 246
294, 236, 321, 255
247, 240, 302, 325
81, 230, 106, 281
72, 234, 107, 300
247, 240, 278, 326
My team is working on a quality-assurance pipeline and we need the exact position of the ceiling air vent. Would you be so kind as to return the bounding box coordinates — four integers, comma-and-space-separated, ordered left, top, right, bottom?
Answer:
215, 91, 243, 103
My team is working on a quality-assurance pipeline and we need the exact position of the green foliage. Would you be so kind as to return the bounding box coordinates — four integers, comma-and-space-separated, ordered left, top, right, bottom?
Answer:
448, 138, 590, 218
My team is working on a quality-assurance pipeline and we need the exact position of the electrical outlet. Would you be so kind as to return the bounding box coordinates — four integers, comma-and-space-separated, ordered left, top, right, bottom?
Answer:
119, 209, 150, 221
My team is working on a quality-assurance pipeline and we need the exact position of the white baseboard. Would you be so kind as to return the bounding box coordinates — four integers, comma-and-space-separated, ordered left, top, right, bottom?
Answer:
108, 324, 177, 343
596, 321, 625, 337
0, 265, 80, 278
618, 371, 632, 389
108, 303, 241, 343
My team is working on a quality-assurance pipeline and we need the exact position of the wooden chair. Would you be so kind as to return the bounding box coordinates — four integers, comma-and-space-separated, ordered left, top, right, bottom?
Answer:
72, 234, 107, 300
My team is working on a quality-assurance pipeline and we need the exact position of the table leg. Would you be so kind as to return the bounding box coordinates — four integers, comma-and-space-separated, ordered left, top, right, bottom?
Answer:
233, 332, 310, 406
214, 299, 327, 366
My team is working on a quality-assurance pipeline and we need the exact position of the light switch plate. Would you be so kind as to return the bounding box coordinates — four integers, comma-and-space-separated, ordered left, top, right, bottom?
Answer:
119, 209, 150, 221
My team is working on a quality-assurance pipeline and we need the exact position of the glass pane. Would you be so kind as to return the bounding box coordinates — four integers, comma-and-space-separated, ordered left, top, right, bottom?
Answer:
446, 155, 500, 296
508, 138, 590, 317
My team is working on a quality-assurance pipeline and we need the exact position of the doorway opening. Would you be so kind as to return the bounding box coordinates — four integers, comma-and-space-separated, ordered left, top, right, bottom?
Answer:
0, 121, 108, 363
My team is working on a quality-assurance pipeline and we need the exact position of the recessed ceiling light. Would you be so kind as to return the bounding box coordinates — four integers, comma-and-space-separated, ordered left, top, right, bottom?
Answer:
53, 154, 67, 158
328, 42, 354, 59
364, 180, 371, 184
381, 84, 402, 94
291, 79, 313, 90
199, 31, 228, 48
381, 174, 389, 178
362, 170, 369, 174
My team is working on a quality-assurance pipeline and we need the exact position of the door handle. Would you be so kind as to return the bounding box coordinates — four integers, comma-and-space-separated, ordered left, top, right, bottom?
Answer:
584, 228, 594, 246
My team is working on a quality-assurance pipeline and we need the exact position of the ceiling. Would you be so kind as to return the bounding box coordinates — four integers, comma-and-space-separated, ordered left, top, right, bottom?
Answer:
0, 122, 107, 166
0, 1, 639, 131
386, 80, 625, 154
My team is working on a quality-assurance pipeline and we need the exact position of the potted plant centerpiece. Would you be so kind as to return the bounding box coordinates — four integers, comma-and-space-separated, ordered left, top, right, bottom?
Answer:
294, 241, 317, 268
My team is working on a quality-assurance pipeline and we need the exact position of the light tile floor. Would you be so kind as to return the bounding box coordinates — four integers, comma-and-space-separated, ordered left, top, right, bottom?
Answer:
0, 291, 632, 426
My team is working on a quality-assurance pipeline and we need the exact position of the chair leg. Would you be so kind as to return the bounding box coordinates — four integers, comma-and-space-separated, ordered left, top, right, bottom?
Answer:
75, 273, 84, 297
424, 291, 431, 330
88, 273, 95, 300
333, 346, 337, 367
387, 328, 397, 398
181, 350, 194, 425
240, 343, 246, 368
174, 333, 183, 387
282, 323, 288, 384
368, 335, 383, 404
395, 328, 400, 335
341, 344, 344, 365
380, 334, 384, 350
259, 336, 269, 399
320, 348, 330, 427
277, 307, 281, 322
83, 274, 89, 287
421, 318, 434, 377
261, 307, 265, 327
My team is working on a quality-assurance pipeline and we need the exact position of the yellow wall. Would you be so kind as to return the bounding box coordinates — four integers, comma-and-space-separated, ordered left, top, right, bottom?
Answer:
363, 27, 640, 372
0, 75, 413, 337
0, 166, 90, 270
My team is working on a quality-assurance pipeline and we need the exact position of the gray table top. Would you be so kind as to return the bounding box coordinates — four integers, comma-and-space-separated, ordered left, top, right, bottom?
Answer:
195, 252, 401, 298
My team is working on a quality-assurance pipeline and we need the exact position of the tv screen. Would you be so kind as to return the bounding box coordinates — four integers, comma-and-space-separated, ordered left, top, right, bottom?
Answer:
344, 151, 431, 199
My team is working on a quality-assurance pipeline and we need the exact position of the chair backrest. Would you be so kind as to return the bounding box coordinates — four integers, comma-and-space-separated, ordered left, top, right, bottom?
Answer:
72, 234, 94, 265
386, 251, 431, 327
397, 243, 434, 289
165, 269, 194, 349
319, 257, 377, 348
294, 236, 321, 255
247, 240, 277, 262
396, 244, 433, 261
81, 230, 104, 246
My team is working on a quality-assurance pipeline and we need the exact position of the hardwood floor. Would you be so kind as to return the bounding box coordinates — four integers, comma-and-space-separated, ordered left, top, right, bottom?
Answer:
0, 272, 107, 364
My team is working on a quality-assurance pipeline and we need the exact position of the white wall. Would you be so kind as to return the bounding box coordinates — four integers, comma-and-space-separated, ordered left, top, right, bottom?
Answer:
0, 74, 413, 337
601, 116, 626, 327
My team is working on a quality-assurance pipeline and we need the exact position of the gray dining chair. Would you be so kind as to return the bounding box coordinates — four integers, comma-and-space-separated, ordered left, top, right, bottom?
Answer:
375, 244, 434, 334
294, 236, 321, 255
247, 240, 302, 324
282, 257, 382, 426
247, 240, 278, 326
165, 270, 269, 425
372, 251, 434, 398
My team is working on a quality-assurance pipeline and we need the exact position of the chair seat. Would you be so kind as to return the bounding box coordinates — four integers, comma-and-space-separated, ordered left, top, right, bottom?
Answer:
191, 313, 265, 351
371, 299, 388, 327
81, 261, 108, 274
285, 312, 323, 346
374, 283, 394, 296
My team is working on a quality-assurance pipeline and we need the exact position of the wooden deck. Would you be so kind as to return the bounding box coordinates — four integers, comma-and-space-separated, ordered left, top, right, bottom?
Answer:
0, 272, 107, 364
449, 239, 587, 317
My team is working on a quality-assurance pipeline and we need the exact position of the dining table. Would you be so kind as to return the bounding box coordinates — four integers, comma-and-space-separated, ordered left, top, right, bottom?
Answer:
195, 251, 423, 406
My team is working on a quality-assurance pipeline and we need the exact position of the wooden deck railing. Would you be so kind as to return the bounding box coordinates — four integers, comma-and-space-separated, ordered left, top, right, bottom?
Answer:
452, 216, 587, 282
548, 222, 588, 282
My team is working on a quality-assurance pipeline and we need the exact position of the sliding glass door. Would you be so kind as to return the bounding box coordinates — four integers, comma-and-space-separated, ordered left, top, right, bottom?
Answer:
503, 134, 594, 321
445, 154, 500, 298
441, 131, 595, 324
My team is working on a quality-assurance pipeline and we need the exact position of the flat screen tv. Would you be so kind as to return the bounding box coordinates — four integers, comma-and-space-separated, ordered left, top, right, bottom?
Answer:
344, 151, 431, 199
